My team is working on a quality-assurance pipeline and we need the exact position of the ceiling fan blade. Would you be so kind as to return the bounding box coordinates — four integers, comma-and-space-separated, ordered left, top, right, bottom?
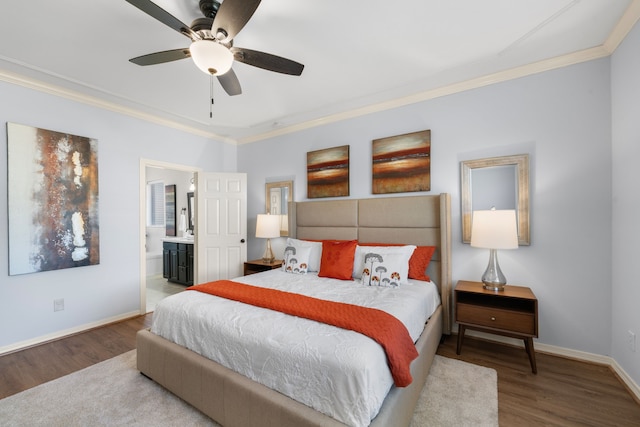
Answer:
231, 48, 304, 76
211, 0, 261, 42
129, 48, 191, 66
217, 69, 242, 96
125, 0, 197, 39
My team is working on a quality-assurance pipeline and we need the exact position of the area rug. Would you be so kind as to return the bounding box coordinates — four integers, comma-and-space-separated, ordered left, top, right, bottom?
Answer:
0, 351, 498, 427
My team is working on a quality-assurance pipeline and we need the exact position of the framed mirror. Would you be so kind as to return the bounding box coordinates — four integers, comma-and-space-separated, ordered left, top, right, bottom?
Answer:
187, 192, 194, 231
461, 154, 530, 245
265, 180, 293, 236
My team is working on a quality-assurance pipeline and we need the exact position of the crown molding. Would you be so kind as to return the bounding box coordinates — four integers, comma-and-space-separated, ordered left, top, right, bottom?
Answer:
3, 0, 639, 148
0, 44, 615, 147
239, 1, 640, 144
0, 67, 237, 145
604, 0, 640, 53
238, 45, 610, 145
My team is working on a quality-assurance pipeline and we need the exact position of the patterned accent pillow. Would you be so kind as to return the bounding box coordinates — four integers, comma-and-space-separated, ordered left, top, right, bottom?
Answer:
355, 244, 436, 282
354, 245, 416, 286
286, 238, 322, 272
282, 245, 312, 275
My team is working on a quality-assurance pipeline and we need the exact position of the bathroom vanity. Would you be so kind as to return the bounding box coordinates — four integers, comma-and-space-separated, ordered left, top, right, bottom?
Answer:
162, 237, 194, 286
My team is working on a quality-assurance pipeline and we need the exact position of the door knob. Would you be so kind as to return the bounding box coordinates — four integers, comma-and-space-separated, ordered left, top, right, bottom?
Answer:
240, 239, 245, 243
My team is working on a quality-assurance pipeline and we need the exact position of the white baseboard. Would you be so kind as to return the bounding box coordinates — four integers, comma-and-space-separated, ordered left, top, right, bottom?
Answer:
609, 359, 640, 403
458, 328, 640, 402
0, 310, 140, 356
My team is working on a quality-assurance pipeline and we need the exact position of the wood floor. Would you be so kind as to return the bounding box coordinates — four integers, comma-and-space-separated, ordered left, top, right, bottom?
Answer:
1, 314, 639, 426
438, 336, 640, 426
0, 314, 152, 400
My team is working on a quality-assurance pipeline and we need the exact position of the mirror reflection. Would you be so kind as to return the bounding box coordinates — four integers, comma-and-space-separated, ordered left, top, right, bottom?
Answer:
265, 180, 293, 236
471, 165, 517, 211
187, 192, 194, 232
461, 154, 530, 245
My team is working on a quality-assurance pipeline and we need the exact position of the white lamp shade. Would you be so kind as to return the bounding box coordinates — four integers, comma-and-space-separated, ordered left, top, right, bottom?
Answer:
256, 214, 281, 239
189, 40, 233, 76
470, 209, 518, 250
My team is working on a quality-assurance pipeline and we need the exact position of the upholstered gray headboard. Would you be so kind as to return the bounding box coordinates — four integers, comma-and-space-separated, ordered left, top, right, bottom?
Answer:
289, 194, 452, 334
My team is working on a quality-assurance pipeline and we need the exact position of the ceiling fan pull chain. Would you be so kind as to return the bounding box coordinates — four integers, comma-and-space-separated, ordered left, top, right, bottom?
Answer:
210, 74, 214, 118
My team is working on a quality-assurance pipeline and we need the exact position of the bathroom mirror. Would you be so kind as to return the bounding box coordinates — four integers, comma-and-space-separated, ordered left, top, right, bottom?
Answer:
265, 180, 293, 236
461, 154, 530, 245
187, 192, 194, 231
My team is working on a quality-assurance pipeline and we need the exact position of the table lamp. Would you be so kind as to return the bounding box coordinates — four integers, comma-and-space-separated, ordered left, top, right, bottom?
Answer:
470, 208, 518, 291
256, 214, 280, 263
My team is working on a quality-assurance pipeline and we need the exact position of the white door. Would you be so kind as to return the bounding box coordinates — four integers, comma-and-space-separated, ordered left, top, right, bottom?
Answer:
195, 172, 247, 283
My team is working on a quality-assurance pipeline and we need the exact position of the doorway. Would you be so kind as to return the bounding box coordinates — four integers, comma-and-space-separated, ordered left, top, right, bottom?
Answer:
139, 159, 201, 314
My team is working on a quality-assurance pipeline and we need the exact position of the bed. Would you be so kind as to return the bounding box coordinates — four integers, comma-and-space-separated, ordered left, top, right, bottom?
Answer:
137, 194, 452, 427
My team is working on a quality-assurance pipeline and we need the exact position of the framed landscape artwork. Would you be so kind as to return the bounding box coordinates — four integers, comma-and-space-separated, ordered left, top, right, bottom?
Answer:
7, 122, 100, 275
307, 145, 350, 198
372, 130, 431, 194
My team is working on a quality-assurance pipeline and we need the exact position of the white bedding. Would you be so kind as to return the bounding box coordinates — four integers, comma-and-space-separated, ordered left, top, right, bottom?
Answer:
150, 269, 440, 427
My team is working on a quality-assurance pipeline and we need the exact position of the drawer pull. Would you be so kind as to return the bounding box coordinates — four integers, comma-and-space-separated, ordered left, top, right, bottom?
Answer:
491, 317, 496, 321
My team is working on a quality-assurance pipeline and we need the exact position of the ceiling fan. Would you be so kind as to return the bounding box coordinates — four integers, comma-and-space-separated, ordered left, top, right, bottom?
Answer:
125, 0, 304, 96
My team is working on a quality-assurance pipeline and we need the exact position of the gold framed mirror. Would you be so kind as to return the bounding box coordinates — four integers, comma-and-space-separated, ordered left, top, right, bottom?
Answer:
461, 154, 530, 245
265, 180, 293, 236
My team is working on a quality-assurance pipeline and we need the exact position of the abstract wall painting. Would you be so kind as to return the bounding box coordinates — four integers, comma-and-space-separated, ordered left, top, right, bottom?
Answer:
372, 129, 431, 194
7, 122, 100, 276
307, 145, 350, 198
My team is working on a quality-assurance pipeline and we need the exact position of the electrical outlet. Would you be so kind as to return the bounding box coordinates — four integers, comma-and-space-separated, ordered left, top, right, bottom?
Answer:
628, 330, 636, 352
54, 298, 64, 312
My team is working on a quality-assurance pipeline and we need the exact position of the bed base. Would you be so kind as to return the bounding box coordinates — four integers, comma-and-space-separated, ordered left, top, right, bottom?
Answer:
137, 305, 442, 427
138, 193, 451, 426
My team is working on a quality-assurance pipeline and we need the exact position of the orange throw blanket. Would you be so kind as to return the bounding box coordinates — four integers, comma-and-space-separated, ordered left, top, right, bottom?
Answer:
187, 280, 419, 387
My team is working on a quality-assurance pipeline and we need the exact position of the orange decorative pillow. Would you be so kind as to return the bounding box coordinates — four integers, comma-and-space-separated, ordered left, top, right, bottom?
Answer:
318, 240, 357, 280
408, 246, 436, 282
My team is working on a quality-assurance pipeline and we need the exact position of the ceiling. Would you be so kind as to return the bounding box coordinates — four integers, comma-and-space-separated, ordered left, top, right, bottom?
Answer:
0, 0, 638, 144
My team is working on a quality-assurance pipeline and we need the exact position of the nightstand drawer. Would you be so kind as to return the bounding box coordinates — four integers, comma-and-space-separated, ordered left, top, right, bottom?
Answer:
457, 303, 536, 335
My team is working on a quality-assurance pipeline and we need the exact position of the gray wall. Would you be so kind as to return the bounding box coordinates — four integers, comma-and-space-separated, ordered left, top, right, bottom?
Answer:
239, 57, 614, 359
0, 80, 235, 349
611, 20, 640, 384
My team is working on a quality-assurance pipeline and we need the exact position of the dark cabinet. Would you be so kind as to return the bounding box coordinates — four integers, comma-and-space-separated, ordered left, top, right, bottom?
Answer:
163, 241, 193, 286
162, 243, 177, 281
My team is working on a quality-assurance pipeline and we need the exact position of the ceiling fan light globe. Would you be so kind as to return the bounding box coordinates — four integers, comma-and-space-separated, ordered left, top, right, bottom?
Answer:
189, 40, 233, 75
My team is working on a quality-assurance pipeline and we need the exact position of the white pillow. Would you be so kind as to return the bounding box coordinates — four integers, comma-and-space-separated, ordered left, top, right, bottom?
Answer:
286, 238, 322, 272
353, 245, 416, 286
282, 245, 312, 275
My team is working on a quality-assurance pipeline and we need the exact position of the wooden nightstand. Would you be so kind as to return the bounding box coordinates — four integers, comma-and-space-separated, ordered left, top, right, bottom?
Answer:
455, 280, 539, 373
243, 259, 282, 276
